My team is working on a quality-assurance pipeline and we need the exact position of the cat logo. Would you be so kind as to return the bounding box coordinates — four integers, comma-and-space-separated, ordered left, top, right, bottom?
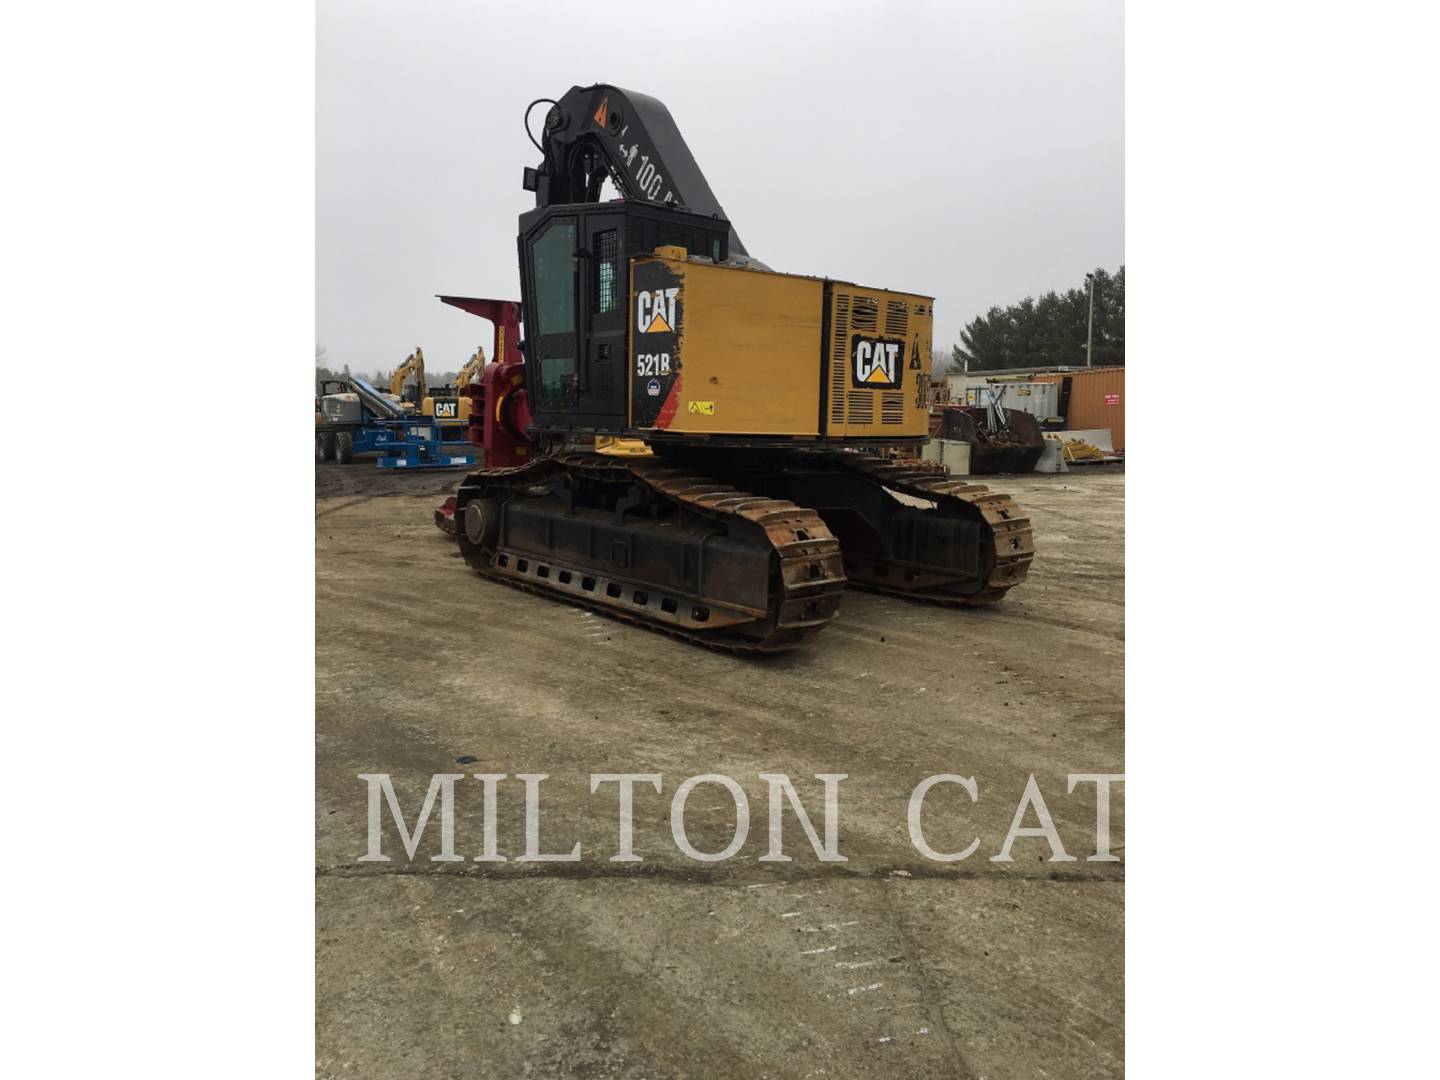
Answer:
852, 336, 903, 389
593, 96, 609, 127
636, 287, 679, 334
434, 400, 458, 419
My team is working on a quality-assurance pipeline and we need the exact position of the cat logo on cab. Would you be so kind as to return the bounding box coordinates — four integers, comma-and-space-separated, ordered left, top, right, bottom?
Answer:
636, 287, 679, 334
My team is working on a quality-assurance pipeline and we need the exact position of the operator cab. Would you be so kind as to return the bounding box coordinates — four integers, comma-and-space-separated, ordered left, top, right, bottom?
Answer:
517, 200, 728, 438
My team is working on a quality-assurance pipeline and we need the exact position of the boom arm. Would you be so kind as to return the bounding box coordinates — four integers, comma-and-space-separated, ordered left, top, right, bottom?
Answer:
390, 347, 426, 401
524, 84, 754, 261
347, 376, 407, 420
453, 346, 487, 390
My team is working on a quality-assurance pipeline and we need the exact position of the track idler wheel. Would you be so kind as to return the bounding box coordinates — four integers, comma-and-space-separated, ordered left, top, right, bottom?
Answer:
461, 496, 500, 557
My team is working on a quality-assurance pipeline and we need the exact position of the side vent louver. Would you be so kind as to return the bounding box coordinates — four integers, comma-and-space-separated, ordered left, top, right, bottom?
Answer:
884, 300, 909, 337
881, 392, 904, 425
830, 293, 850, 427
852, 297, 878, 333
848, 296, 880, 427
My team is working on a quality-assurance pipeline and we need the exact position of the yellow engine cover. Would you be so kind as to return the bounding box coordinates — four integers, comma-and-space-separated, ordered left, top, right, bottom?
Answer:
628, 248, 932, 442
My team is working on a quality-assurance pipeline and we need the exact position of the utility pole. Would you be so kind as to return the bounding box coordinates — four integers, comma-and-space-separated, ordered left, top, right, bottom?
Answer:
1085, 272, 1096, 368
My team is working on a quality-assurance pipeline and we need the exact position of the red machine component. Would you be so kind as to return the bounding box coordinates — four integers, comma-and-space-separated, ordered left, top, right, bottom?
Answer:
434, 297, 530, 535
480, 358, 532, 466
435, 295, 530, 466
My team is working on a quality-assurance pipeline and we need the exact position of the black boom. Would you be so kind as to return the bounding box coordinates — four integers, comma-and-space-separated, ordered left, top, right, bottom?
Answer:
523, 84, 753, 262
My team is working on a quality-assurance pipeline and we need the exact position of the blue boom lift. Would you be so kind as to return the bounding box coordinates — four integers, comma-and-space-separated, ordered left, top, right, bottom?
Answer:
315, 376, 476, 470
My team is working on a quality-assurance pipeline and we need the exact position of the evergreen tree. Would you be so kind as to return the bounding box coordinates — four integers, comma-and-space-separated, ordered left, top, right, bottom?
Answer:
951, 267, 1124, 371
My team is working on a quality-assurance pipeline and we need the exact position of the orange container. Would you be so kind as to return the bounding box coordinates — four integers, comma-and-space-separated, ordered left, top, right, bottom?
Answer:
1034, 367, 1124, 451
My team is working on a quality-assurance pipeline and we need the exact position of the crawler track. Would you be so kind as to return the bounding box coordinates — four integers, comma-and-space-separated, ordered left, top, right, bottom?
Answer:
450, 454, 846, 652
827, 454, 1034, 604
660, 449, 1037, 607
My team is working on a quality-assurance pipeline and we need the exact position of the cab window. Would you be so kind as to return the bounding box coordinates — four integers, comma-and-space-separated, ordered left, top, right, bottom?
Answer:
531, 219, 577, 403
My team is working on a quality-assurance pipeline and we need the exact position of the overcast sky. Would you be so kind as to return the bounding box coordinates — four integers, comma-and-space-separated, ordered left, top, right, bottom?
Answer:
318, 0, 1123, 377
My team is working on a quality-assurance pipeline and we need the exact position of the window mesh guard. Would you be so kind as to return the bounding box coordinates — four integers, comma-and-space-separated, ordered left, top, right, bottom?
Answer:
593, 229, 620, 314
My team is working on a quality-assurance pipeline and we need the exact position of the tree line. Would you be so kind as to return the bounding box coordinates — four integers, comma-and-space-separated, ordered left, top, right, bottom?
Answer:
951, 266, 1124, 373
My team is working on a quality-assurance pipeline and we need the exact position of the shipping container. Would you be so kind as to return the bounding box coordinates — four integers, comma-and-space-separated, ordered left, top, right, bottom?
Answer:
1034, 367, 1124, 451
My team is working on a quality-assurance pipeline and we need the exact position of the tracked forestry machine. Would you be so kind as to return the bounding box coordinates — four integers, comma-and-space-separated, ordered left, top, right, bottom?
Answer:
443, 85, 1034, 651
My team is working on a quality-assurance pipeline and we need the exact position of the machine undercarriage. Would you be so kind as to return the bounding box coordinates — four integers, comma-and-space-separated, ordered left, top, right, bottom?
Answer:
452, 452, 846, 651
446, 448, 1033, 652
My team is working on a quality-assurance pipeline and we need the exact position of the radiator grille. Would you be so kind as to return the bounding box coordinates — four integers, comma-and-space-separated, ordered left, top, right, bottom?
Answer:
846, 391, 874, 426
829, 294, 850, 426
884, 300, 909, 337
851, 296, 878, 333
828, 286, 928, 434
847, 297, 883, 427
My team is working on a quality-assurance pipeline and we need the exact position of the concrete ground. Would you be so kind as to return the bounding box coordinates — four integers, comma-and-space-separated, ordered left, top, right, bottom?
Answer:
316, 460, 1125, 1078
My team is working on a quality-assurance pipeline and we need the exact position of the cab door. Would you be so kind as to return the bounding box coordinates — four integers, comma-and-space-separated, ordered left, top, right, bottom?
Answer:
577, 213, 627, 427
525, 215, 580, 414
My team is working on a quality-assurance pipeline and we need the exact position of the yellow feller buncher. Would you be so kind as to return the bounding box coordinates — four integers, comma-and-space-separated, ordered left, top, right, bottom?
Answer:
439, 85, 1035, 651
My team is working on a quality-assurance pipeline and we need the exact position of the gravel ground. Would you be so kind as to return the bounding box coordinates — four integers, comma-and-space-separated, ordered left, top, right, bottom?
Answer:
316, 461, 1125, 1078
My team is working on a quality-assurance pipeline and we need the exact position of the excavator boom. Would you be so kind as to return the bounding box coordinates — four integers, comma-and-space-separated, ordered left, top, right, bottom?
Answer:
390, 347, 426, 404
453, 346, 487, 390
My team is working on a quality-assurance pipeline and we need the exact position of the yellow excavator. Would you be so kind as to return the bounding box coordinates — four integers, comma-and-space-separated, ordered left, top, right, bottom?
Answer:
421, 345, 486, 437
440, 85, 1034, 651
455, 345, 487, 388
389, 347, 427, 410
